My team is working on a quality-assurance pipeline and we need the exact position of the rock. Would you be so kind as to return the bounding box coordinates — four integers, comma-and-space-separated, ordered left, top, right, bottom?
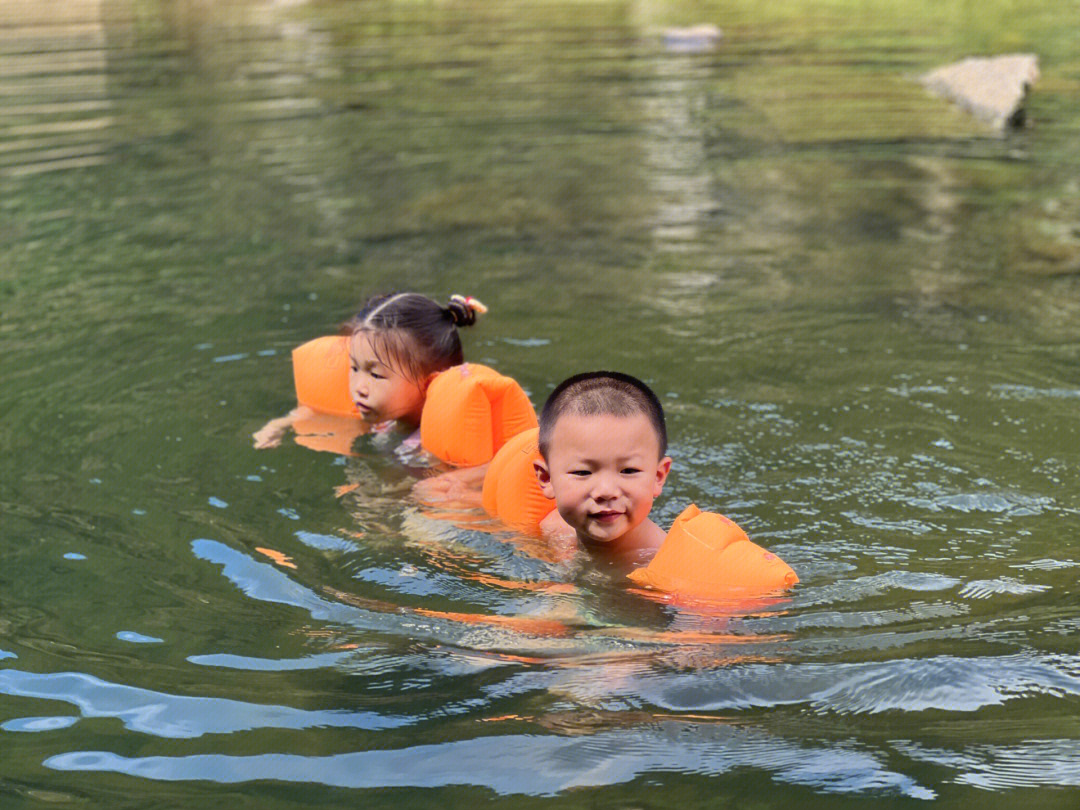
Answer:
921, 54, 1040, 130
662, 24, 721, 54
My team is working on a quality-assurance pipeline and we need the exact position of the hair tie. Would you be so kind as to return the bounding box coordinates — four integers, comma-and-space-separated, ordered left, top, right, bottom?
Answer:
447, 294, 488, 327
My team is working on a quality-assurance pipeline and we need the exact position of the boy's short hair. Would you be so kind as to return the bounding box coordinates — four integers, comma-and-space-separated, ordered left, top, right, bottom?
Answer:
538, 371, 667, 457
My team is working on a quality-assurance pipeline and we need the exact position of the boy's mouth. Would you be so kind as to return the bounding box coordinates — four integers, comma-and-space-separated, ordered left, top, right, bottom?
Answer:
590, 510, 624, 523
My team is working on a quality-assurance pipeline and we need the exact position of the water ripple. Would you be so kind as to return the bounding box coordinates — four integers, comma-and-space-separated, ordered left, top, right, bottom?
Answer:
0, 669, 410, 738
841, 511, 937, 534
187, 651, 361, 671
896, 738, 1080, 790
525, 653, 1080, 716
44, 723, 934, 798
1, 715, 79, 733
116, 631, 164, 644
193, 538, 586, 650
991, 384, 1080, 401
798, 571, 963, 607
958, 578, 1052, 599
295, 530, 361, 553
763, 602, 964, 632
903, 492, 1053, 516
1012, 558, 1078, 571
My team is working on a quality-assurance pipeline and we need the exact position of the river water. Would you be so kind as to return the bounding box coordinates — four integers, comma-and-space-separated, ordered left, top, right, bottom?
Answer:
3, 1, 1080, 807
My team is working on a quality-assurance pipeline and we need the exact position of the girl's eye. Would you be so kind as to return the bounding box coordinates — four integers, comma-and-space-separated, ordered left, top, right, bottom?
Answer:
371, 371, 386, 380
349, 364, 359, 373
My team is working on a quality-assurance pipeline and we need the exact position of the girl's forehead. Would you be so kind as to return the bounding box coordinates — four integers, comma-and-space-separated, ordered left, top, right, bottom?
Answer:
349, 332, 384, 365
349, 332, 399, 373
350, 331, 379, 358
350, 329, 417, 378
351, 330, 400, 362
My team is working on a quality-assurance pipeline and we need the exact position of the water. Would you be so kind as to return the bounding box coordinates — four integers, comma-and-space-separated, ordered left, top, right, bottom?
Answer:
3, 0, 1080, 806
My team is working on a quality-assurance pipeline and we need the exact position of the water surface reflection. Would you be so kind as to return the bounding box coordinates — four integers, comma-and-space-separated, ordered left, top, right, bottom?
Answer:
3, 0, 1080, 807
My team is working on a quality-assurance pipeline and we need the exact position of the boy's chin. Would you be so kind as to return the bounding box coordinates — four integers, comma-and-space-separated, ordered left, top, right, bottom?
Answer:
576, 521, 629, 547
579, 531, 614, 544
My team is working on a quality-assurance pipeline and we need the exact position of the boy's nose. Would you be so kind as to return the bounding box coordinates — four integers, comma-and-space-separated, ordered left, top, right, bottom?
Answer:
590, 473, 619, 500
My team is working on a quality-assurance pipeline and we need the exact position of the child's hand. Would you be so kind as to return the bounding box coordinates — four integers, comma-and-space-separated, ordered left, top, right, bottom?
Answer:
412, 466, 487, 507
411, 473, 478, 507
411, 474, 460, 504
252, 406, 318, 450
252, 416, 291, 448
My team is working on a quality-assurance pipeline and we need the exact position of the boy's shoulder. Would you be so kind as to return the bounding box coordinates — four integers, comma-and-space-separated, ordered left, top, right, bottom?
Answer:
617, 517, 668, 554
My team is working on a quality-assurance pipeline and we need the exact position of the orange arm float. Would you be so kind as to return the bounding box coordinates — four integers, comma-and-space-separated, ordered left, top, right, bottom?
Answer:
481, 427, 555, 535
627, 504, 798, 600
292, 335, 356, 418
420, 363, 538, 467
292, 339, 536, 465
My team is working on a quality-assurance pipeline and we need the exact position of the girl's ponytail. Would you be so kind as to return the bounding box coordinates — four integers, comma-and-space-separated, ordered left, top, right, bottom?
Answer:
349, 291, 486, 383
445, 294, 488, 328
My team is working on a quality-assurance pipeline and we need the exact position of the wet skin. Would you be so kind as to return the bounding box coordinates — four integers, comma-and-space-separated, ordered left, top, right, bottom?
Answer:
348, 331, 427, 427
534, 412, 672, 553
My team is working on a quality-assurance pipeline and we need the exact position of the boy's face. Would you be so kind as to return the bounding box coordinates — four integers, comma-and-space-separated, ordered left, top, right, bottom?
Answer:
534, 411, 672, 547
348, 332, 426, 426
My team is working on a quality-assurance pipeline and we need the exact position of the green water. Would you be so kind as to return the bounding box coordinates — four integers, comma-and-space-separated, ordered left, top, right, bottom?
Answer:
3, 0, 1080, 806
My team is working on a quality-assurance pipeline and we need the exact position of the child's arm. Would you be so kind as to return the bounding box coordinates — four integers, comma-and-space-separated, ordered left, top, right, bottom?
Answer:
412, 464, 489, 507
255, 406, 370, 455
252, 405, 319, 449
539, 509, 577, 542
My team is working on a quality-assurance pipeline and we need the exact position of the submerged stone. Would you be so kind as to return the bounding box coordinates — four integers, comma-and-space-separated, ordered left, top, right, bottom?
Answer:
921, 54, 1040, 130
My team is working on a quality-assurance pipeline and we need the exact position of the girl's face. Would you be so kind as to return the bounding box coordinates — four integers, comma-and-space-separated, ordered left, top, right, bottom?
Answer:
348, 331, 426, 427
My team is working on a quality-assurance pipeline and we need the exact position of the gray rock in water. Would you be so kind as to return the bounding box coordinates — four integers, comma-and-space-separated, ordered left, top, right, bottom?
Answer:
662, 24, 722, 54
922, 54, 1040, 129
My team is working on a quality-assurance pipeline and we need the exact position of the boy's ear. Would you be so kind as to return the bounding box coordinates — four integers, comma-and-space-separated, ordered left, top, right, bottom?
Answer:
533, 458, 555, 499
653, 456, 672, 495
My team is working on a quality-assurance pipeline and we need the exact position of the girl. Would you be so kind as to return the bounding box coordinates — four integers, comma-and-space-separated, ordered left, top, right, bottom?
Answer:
253, 292, 488, 452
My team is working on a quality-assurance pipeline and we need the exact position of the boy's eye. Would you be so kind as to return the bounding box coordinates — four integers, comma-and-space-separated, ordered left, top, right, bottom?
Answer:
569, 470, 591, 477
621, 467, 642, 475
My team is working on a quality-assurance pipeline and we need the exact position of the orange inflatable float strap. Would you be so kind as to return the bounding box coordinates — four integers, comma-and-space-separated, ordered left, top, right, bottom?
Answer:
627, 504, 798, 600
481, 427, 555, 535
292, 335, 355, 418
420, 363, 538, 467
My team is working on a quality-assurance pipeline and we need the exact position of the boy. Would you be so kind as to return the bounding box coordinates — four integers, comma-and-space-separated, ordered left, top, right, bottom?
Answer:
533, 371, 672, 556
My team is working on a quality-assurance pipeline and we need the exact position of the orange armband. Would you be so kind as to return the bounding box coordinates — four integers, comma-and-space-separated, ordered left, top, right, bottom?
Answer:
420, 364, 538, 467
627, 505, 798, 600
481, 427, 555, 535
293, 339, 536, 465
292, 335, 356, 418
